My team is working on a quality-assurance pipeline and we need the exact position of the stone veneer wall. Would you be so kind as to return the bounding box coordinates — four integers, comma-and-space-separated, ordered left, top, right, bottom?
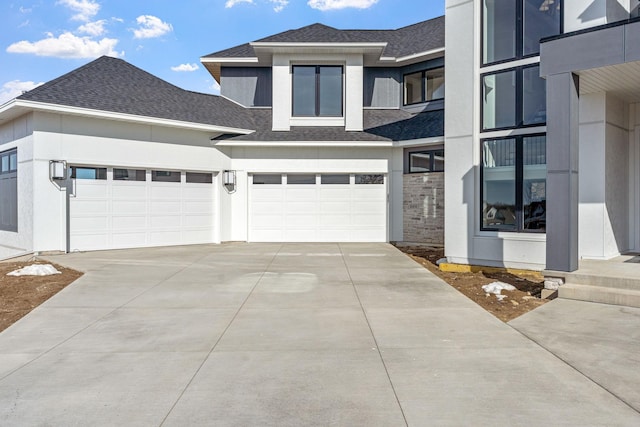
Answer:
403, 172, 444, 244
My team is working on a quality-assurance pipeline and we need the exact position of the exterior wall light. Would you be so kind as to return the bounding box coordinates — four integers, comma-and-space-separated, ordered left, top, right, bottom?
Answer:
223, 170, 237, 193
50, 160, 67, 180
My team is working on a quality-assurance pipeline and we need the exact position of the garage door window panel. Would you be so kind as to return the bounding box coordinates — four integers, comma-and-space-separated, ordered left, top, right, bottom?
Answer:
321, 174, 350, 184
152, 170, 181, 182
253, 174, 282, 185
114, 168, 146, 181
355, 174, 384, 184
287, 174, 316, 185
186, 172, 213, 184
71, 167, 107, 180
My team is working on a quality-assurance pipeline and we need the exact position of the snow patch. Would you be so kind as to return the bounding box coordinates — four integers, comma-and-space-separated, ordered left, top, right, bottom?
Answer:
7, 264, 61, 276
482, 282, 516, 301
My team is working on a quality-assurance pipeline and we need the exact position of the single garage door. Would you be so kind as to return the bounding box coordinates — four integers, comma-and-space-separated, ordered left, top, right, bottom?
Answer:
69, 166, 217, 251
249, 173, 387, 242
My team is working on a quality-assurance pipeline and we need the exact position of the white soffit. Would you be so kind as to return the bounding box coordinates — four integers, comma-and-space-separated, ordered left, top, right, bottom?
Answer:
579, 62, 640, 103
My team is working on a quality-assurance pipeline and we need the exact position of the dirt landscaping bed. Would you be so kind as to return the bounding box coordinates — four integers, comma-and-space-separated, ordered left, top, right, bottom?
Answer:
395, 244, 548, 322
0, 260, 83, 332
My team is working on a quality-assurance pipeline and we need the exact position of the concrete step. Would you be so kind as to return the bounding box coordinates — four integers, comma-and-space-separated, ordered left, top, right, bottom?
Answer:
558, 283, 640, 308
563, 273, 640, 291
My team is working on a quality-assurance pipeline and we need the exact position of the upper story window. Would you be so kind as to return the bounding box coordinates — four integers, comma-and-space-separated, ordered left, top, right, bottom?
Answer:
482, 0, 562, 65
404, 67, 445, 105
292, 65, 343, 117
482, 64, 546, 131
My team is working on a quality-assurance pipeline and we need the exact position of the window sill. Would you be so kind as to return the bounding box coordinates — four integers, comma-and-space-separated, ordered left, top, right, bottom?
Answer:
290, 117, 345, 127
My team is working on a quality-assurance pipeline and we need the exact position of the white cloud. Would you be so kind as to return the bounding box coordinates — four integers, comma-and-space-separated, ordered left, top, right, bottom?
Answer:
77, 19, 106, 36
307, 0, 378, 11
133, 15, 173, 39
19, 6, 33, 13
271, 0, 288, 12
57, 0, 100, 22
0, 80, 44, 105
225, 0, 287, 11
7, 32, 120, 59
171, 63, 199, 72
225, 0, 253, 8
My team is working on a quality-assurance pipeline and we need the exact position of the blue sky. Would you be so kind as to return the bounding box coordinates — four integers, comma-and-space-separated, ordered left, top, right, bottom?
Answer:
1, 0, 444, 104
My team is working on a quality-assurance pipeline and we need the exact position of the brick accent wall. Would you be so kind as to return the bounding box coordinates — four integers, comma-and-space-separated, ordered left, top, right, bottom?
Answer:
403, 172, 444, 244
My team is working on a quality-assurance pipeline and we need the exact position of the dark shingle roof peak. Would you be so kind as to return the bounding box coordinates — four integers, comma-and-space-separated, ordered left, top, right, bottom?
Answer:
203, 16, 444, 59
18, 56, 254, 130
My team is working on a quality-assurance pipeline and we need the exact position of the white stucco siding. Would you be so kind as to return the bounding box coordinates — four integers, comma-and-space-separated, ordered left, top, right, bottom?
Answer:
564, 0, 633, 33
578, 93, 631, 259
0, 114, 35, 257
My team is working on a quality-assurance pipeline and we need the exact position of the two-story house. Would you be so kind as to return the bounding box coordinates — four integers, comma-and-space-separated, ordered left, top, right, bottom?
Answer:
0, 18, 445, 257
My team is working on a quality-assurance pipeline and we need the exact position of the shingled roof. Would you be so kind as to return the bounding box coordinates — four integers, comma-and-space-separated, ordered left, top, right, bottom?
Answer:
219, 108, 444, 143
15, 55, 443, 143
18, 56, 254, 131
203, 16, 444, 60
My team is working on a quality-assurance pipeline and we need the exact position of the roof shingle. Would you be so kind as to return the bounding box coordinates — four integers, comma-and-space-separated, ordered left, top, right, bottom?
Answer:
203, 16, 444, 60
18, 56, 254, 130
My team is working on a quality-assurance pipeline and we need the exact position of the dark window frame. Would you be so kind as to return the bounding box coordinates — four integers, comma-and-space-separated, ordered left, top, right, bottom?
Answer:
405, 148, 445, 174
481, 0, 564, 67
480, 64, 545, 132
403, 66, 445, 106
480, 133, 546, 233
292, 65, 344, 117
0, 148, 18, 232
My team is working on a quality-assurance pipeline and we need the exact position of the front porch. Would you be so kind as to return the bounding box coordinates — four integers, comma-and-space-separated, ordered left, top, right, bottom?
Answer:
545, 254, 640, 308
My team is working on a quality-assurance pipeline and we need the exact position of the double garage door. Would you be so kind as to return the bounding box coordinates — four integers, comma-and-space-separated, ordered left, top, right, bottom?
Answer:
249, 173, 387, 242
69, 166, 217, 251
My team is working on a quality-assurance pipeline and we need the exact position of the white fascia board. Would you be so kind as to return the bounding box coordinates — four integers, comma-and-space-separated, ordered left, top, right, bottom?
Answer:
212, 140, 394, 148
200, 57, 259, 64
8, 100, 254, 134
394, 136, 445, 148
379, 47, 445, 64
250, 42, 387, 50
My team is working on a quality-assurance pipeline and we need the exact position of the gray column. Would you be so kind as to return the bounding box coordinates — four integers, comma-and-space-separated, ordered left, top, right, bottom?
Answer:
546, 72, 579, 272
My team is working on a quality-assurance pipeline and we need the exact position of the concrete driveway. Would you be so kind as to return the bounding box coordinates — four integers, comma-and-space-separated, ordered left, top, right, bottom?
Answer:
0, 243, 638, 426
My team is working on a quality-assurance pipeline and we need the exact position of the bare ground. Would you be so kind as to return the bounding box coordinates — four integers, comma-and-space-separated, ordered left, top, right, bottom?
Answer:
0, 261, 82, 332
395, 244, 548, 322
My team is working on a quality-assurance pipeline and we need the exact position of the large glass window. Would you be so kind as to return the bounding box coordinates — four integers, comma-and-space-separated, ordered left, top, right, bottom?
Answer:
403, 67, 445, 105
481, 135, 546, 232
483, 0, 561, 65
0, 148, 18, 232
524, 0, 562, 56
292, 65, 343, 117
483, 0, 517, 64
482, 65, 545, 131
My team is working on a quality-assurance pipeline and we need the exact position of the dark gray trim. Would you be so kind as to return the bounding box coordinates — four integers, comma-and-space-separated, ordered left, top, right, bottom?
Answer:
545, 72, 579, 272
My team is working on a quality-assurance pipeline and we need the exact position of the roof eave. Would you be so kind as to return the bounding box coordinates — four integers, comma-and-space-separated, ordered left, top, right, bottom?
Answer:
211, 139, 394, 147
378, 47, 445, 65
1, 100, 254, 135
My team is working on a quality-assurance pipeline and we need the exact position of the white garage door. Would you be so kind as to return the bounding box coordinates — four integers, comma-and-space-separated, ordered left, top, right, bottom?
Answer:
249, 173, 387, 242
70, 167, 217, 251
